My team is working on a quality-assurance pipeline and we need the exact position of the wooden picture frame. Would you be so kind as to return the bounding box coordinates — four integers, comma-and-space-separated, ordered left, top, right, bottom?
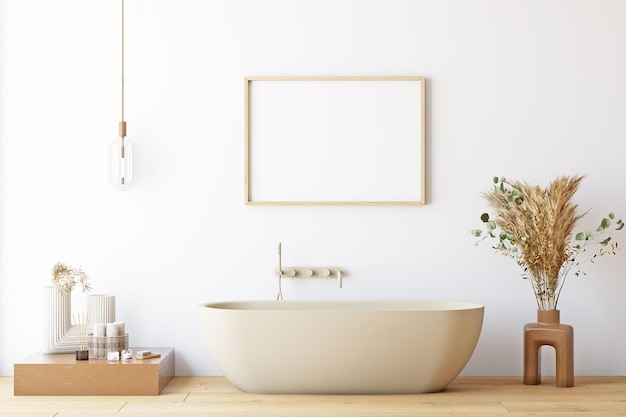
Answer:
245, 76, 425, 205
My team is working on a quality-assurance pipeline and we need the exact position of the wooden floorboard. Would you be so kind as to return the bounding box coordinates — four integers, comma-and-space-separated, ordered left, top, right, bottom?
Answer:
1, 376, 625, 416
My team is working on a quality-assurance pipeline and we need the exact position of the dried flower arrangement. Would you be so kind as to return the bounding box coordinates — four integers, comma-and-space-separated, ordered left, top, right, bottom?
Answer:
471, 175, 623, 310
51, 262, 92, 295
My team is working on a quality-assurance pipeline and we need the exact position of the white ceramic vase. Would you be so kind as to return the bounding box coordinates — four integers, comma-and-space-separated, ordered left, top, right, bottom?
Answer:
43, 286, 116, 354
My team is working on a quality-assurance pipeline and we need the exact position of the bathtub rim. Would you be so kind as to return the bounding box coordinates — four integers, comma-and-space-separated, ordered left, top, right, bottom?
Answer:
199, 299, 484, 312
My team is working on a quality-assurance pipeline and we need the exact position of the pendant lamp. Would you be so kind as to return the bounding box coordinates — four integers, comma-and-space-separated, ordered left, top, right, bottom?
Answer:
111, 0, 134, 190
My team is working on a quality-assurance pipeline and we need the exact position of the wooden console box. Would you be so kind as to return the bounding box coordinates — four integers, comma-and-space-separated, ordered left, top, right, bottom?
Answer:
14, 347, 174, 396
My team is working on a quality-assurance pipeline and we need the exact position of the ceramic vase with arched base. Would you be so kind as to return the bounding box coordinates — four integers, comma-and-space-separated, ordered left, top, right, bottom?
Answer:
43, 286, 116, 354
523, 309, 574, 388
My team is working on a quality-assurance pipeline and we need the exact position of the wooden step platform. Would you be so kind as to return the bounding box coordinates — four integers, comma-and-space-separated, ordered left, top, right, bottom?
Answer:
13, 347, 174, 396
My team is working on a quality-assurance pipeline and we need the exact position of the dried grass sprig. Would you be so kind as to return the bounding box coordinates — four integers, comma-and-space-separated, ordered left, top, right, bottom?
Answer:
51, 262, 92, 295
472, 175, 623, 310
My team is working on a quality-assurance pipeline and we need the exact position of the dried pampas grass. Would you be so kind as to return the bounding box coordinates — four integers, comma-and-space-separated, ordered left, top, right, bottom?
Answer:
472, 175, 623, 310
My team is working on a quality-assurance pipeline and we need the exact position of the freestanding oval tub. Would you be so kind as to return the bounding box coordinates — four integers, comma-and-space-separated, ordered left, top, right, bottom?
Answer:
197, 300, 484, 394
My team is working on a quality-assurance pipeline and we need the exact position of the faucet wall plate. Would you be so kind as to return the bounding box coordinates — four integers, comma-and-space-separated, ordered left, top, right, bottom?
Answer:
275, 267, 345, 279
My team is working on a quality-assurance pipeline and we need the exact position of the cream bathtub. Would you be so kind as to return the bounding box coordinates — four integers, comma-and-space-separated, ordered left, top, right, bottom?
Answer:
197, 300, 484, 394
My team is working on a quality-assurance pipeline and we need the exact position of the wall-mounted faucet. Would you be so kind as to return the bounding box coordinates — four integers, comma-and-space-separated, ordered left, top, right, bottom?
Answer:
275, 266, 345, 281
275, 243, 345, 299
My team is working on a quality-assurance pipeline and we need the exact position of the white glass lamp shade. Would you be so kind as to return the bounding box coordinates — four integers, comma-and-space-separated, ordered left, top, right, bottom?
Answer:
111, 135, 134, 190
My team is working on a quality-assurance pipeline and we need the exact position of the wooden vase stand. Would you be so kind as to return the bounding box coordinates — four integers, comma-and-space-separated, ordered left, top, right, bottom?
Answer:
523, 310, 574, 388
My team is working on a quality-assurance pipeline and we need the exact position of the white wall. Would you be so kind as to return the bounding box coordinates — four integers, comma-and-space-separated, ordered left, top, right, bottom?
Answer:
2, 0, 626, 377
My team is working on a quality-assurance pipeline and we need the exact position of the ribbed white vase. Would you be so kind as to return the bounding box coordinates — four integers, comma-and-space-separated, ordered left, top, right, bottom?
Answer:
43, 286, 116, 354
43, 285, 77, 353
87, 294, 116, 325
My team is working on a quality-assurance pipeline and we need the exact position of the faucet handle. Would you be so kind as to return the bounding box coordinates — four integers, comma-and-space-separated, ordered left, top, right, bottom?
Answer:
277, 267, 345, 280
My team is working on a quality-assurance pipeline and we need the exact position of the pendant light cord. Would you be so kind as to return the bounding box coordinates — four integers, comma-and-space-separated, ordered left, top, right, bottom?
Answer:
121, 0, 125, 125
119, 0, 126, 139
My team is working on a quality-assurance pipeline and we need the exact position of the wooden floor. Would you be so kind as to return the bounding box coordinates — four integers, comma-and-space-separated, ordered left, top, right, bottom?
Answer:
1, 376, 625, 416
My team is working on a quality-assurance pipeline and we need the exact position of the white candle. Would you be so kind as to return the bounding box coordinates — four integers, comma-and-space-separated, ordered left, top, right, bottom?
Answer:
114, 321, 125, 336
94, 323, 106, 337
106, 323, 118, 337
